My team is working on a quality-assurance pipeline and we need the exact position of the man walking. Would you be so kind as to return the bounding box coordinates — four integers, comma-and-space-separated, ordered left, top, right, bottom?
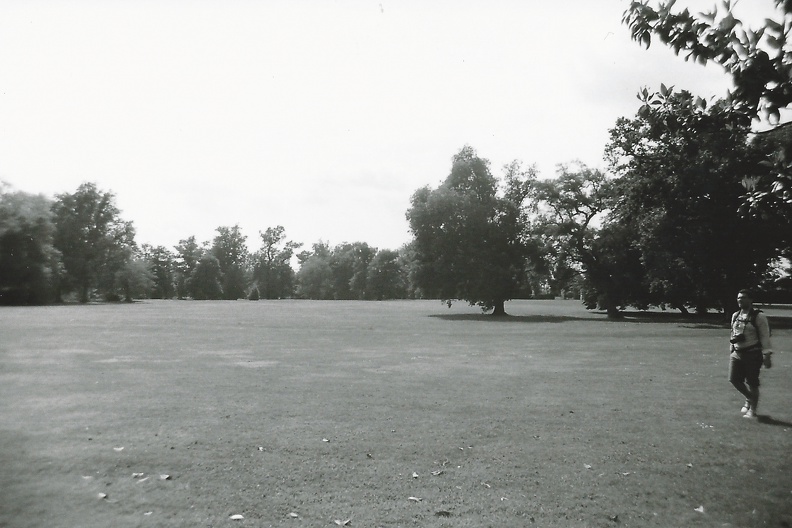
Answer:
729, 289, 773, 419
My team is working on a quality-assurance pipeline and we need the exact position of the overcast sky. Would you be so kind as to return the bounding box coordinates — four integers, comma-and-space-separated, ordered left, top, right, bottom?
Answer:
0, 1, 777, 252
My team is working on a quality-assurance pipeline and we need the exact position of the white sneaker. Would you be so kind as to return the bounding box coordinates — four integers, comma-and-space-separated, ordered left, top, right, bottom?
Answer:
741, 401, 750, 414
743, 409, 757, 419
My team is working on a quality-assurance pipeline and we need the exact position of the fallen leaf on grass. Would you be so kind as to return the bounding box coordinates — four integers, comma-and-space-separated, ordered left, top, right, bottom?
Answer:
137, 477, 149, 483
435, 510, 452, 517
132, 472, 145, 478
159, 474, 171, 480
288, 512, 298, 518
584, 464, 592, 470
333, 519, 351, 526
408, 497, 423, 502
687, 463, 693, 468
97, 493, 107, 500
322, 438, 330, 443
412, 472, 419, 478
144, 512, 152, 516
481, 482, 491, 488
621, 472, 631, 476
500, 497, 509, 501
230, 514, 244, 520
694, 506, 705, 513
431, 470, 444, 476
113, 447, 124, 452
257, 446, 264, 452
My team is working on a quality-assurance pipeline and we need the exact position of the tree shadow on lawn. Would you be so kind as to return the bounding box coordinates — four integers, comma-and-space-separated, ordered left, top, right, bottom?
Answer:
430, 311, 792, 329
430, 314, 589, 324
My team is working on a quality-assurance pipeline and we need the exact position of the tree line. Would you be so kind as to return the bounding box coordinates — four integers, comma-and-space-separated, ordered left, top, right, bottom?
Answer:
0, 183, 423, 304
2, 85, 788, 313
3, 3, 792, 314
406, 89, 791, 317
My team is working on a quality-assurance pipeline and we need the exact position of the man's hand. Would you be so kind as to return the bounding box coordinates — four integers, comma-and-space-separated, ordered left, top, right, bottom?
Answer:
763, 352, 772, 369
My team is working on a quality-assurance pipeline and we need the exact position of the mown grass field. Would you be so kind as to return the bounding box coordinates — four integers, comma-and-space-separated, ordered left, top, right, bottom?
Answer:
0, 299, 790, 528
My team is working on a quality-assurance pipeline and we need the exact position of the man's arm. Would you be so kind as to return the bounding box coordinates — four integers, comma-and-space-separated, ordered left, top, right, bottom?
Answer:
756, 313, 773, 352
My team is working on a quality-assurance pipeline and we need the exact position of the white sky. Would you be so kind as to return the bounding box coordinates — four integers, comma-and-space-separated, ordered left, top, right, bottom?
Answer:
0, 0, 778, 252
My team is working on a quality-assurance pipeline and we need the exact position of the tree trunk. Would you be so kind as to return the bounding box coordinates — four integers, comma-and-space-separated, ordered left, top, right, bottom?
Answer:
491, 299, 507, 316
79, 284, 89, 304
606, 305, 623, 319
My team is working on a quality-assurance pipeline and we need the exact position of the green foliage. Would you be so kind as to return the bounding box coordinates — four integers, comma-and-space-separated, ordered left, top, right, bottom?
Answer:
174, 236, 203, 299
605, 88, 779, 311
580, 223, 650, 316
623, 1, 792, 223
211, 225, 249, 300
189, 253, 224, 300
52, 183, 136, 303
329, 242, 377, 300
743, 124, 792, 253
623, 0, 792, 121
528, 163, 616, 310
248, 286, 260, 301
295, 241, 382, 300
366, 249, 408, 300
295, 249, 334, 300
0, 187, 60, 305
116, 257, 155, 302
142, 244, 176, 299
406, 146, 540, 315
252, 226, 301, 299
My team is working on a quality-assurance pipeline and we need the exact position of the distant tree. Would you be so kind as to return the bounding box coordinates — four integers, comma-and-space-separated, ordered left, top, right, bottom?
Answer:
529, 163, 619, 312
0, 186, 60, 305
366, 249, 407, 300
211, 225, 249, 300
174, 236, 203, 299
605, 88, 778, 311
580, 222, 650, 315
190, 253, 224, 300
329, 242, 377, 300
296, 242, 334, 299
142, 244, 176, 299
52, 183, 136, 303
252, 226, 301, 299
116, 257, 155, 302
397, 242, 423, 299
406, 146, 540, 315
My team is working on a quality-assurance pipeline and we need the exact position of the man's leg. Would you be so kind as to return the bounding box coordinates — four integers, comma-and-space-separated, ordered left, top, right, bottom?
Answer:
744, 353, 763, 418
729, 355, 751, 404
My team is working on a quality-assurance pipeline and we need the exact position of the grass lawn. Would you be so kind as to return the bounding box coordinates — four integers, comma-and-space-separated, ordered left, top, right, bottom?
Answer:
0, 299, 790, 528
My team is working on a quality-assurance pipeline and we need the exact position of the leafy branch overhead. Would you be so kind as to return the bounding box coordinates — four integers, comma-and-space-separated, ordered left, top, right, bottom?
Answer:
624, 0, 792, 123
624, 1, 792, 225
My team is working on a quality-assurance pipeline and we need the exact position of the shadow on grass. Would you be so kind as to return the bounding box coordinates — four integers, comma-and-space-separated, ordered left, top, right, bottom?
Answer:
430, 311, 792, 329
430, 314, 587, 323
758, 415, 792, 427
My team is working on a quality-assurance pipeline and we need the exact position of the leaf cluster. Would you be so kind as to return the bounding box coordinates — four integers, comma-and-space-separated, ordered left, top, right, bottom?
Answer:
624, 0, 792, 122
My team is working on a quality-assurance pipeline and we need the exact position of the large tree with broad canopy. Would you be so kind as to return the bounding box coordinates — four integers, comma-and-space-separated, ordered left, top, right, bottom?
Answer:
406, 146, 540, 315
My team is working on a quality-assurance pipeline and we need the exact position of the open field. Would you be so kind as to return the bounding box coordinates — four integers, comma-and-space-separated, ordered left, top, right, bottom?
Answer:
0, 299, 791, 528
